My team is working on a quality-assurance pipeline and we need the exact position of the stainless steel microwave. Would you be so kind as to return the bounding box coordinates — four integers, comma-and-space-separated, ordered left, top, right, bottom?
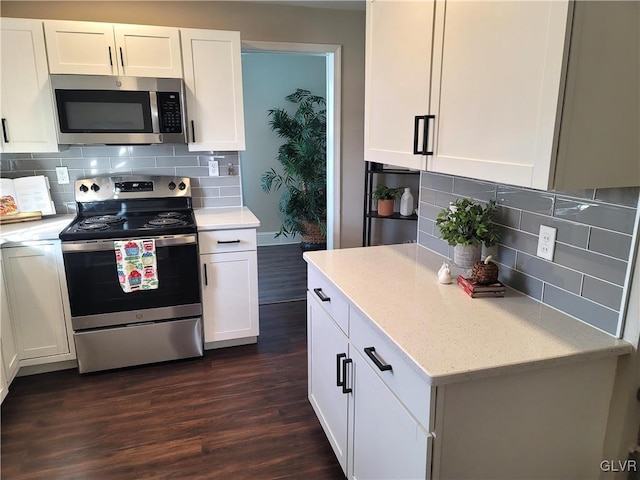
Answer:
50, 75, 186, 145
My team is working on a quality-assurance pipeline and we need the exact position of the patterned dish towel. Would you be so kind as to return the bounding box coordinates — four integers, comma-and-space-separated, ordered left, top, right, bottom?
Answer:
114, 239, 159, 293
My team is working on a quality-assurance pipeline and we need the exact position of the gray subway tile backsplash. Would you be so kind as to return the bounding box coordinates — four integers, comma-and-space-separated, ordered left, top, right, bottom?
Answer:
418, 171, 639, 336
554, 197, 636, 235
0, 144, 243, 215
543, 285, 619, 336
497, 185, 555, 215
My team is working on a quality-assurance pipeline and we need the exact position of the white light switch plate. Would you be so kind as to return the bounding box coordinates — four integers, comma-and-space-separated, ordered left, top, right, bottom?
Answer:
537, 225, 557, 261
55, 166, 70, 184
208, 159, 219, 176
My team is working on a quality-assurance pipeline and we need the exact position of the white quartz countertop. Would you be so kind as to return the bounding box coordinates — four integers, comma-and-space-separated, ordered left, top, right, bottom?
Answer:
304, 243, 632, 386
0, 215, 74, 246
195, 207, 260, 230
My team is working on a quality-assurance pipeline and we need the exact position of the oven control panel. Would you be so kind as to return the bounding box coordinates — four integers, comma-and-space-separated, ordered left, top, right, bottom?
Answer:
75, 176, 191, 201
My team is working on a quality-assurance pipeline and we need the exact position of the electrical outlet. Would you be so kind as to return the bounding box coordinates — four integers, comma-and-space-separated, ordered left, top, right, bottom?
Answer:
208, 159, 219, 176
55, 166, 70, 184
536, 225, 557, 261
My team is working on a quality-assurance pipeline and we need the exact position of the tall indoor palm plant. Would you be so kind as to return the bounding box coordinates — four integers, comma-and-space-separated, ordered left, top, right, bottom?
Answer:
261, 88, 327, 249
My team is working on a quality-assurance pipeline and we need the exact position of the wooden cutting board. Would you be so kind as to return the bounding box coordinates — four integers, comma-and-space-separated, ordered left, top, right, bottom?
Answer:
0, 211, 42, 224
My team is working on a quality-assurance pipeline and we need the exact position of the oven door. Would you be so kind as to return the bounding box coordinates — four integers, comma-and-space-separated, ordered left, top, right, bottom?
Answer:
62, 235, 201, 330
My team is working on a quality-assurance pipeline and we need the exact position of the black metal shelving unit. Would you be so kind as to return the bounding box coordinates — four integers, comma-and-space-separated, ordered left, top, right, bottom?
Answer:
362, 161, 420, 247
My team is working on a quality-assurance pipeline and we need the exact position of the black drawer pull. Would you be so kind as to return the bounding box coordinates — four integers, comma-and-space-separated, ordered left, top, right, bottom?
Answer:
342, 358, 353, 394
1, 118, 8, 143
313, 288, 330, 302
413, 114, 435, 155
217, 239, 241, 244
336, 353, 346, 388
364, 347, 392, 372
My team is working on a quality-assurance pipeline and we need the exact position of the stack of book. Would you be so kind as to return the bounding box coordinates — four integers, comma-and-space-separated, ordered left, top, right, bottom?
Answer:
457, 275, 505, 298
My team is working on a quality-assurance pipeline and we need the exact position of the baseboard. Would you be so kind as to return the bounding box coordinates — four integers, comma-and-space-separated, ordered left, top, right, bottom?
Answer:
204, 336, 258, 350
17, 359, 78, 376
257, 231, 300, 246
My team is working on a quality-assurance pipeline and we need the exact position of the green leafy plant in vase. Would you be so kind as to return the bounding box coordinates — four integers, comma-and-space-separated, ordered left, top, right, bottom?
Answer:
261, 89, 327, 250
435, 198, 500, 268
372, 184, 401, 217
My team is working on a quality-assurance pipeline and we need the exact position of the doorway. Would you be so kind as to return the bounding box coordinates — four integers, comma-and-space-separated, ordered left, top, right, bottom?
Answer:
240, 41, 341, 250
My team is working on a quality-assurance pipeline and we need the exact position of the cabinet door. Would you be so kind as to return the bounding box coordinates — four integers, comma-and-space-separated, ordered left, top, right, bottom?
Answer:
3, 244, 70, 360
44, 20, 117, 75
364, 0, 434, 170
0, 359, 7, 404
0, 18, 58, 153
113, 25, 182, 78
429, 0, 570, 188
201, 250, 258, 342
181, 28, 246, 151
307, 292, 350, 475
0, 255, 19, 383
351, 348, 432, 480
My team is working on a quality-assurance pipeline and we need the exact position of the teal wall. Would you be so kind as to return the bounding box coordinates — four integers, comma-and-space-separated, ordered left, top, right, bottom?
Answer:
240, 52, 326, 244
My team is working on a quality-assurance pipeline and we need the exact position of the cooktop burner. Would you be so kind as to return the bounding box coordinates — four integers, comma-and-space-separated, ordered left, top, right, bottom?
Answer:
84, 215, 126, 225
146, 217, 188, 227
76, 222, 111, 231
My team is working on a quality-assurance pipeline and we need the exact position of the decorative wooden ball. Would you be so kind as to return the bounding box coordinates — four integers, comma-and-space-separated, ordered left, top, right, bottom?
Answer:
471, 255, 499, 285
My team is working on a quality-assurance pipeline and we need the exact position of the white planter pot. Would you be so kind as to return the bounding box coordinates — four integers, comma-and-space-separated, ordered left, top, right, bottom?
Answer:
453, 244, 481, 269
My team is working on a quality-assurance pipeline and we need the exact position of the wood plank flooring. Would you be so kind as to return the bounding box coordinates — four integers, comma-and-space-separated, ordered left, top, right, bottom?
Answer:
257, 244, 308, 305
1, 301, 344, 480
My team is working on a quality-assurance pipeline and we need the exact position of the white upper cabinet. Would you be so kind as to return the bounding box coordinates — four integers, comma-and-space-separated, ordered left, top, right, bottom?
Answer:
44, 20, 182, 78
364, 0, 435, 170
365, 0, 640, 190
0, 18, 58, 153
180, 28, 246, 152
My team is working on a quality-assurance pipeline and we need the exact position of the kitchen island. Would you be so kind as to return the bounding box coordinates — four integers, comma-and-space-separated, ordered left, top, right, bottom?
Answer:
304, 243, 631, 479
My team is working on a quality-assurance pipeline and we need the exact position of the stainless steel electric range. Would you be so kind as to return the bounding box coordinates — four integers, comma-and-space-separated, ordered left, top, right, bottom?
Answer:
59, 175, 203, 373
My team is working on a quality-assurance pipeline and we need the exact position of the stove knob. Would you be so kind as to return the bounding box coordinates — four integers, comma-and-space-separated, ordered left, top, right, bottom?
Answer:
168, 181, 176, 191
178, 182, 186, 191
90, 183, 100, 192
79, 184, 89, 193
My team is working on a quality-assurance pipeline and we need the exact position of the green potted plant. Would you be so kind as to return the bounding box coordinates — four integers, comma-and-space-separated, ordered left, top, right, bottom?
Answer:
435, 198, 499, 268
261, 89, 327, 250
373, 185, 401, 217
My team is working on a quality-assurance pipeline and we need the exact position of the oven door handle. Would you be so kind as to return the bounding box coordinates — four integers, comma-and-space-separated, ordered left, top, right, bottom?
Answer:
61, 234, 197, 252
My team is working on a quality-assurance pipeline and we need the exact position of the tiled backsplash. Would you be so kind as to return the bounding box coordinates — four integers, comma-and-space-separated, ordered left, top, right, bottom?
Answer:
417, 172, 639, 336
0, 144, 243, 213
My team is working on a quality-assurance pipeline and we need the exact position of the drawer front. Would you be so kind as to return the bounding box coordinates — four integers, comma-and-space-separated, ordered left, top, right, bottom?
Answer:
350, 306, 434, 431
198, 229, 257, 254
307, 265, 349, 335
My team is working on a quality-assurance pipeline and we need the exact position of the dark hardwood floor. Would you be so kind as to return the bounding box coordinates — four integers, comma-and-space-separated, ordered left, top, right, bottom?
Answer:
258, 244, 308, 305
1, 301, 344, 480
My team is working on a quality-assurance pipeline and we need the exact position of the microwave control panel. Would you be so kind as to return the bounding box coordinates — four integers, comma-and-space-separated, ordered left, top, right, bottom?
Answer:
157, 92, 183, 134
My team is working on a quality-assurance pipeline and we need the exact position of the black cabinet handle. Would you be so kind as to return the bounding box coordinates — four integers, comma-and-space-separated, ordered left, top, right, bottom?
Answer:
1, 118, 8, 143
119, 47, 125, 67
203, 263, 208, 286
364, 347, 392, 372
342, 358, 353, 394
413, 115, 435, 155
336, 353, 346, 388
191, 120, 196, 142
108, 46, 113, 66
217, 239, 241, 244
313, 288, 330, 302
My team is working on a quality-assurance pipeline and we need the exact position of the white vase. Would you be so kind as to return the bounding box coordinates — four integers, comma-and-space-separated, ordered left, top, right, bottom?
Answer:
453, 244, 481, 269
400, 187, 414, 216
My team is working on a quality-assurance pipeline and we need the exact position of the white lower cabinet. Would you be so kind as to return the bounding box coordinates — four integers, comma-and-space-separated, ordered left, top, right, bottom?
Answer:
307, 271, 433, 480
199, 229, 259, 346
0, 254, 19, 386
307, 291, 350, 472
351, 346, 431, 480
308, 263, 620, 480
2, 241, 75, 368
